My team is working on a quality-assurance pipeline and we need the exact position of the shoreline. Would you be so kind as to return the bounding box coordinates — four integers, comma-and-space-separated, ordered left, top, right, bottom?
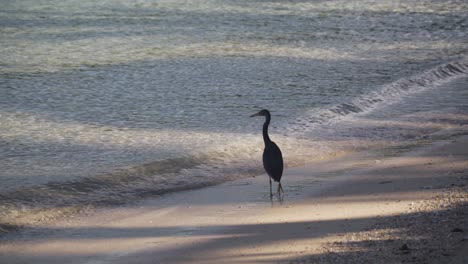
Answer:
0, 134, 467, 263
0, 128, 458, 235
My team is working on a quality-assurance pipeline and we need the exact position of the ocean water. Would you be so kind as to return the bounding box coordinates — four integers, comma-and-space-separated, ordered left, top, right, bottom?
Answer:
1, 0, 467, 225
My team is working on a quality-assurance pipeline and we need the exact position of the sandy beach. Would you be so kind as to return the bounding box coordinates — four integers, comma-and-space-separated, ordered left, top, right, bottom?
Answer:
0, 133, 466, 263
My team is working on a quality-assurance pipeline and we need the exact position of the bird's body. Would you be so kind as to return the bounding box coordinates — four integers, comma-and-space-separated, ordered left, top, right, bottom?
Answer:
250, 109, 284, 198
262, 141, 283, 183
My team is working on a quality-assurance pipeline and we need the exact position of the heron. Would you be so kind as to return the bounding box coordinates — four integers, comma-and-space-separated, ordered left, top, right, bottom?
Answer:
250, 109, 284, 198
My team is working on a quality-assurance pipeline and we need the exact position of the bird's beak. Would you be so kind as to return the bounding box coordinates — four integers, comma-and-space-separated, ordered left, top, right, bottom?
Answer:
250, 112, 261, 117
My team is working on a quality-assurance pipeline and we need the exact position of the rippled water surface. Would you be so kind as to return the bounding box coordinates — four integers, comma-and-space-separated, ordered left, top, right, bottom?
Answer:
1, 0, 467, 225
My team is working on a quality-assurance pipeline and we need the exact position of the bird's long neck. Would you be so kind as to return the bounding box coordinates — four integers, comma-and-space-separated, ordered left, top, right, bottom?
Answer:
262, 114, 271, 145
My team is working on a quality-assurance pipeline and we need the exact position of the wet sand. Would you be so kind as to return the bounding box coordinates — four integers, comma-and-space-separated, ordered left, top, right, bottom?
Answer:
0, 135, 467, 264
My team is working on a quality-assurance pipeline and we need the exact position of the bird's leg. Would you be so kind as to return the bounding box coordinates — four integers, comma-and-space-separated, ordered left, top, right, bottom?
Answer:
277, 183, 284, 202
269, 177, 273, 199
277, 182, 284, 196
279, 182, 284, 194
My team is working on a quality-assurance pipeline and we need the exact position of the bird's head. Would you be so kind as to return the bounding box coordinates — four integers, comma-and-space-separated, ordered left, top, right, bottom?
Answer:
250, 109, 270, 118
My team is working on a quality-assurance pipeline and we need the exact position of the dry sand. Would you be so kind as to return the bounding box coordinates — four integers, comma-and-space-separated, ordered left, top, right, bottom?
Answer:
0, 135, 467, 264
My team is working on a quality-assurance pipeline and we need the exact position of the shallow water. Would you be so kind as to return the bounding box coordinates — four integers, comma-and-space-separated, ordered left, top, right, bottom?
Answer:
1, 0, 467, 224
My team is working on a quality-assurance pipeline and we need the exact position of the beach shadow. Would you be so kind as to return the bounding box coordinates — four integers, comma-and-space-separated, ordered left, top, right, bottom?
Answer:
1, 200, 465, 263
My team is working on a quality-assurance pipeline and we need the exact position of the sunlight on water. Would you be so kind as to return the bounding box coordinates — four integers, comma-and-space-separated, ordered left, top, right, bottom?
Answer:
1, 110, 341, 188
1, 42, 365, 74
2, 0, 467, 73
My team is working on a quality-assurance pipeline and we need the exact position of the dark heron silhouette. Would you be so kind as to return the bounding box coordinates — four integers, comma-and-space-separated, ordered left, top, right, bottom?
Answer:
250, 109, 284, 198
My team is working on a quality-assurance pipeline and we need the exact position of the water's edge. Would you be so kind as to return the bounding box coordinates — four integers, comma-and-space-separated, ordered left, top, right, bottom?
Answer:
1, 59, 467, 234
